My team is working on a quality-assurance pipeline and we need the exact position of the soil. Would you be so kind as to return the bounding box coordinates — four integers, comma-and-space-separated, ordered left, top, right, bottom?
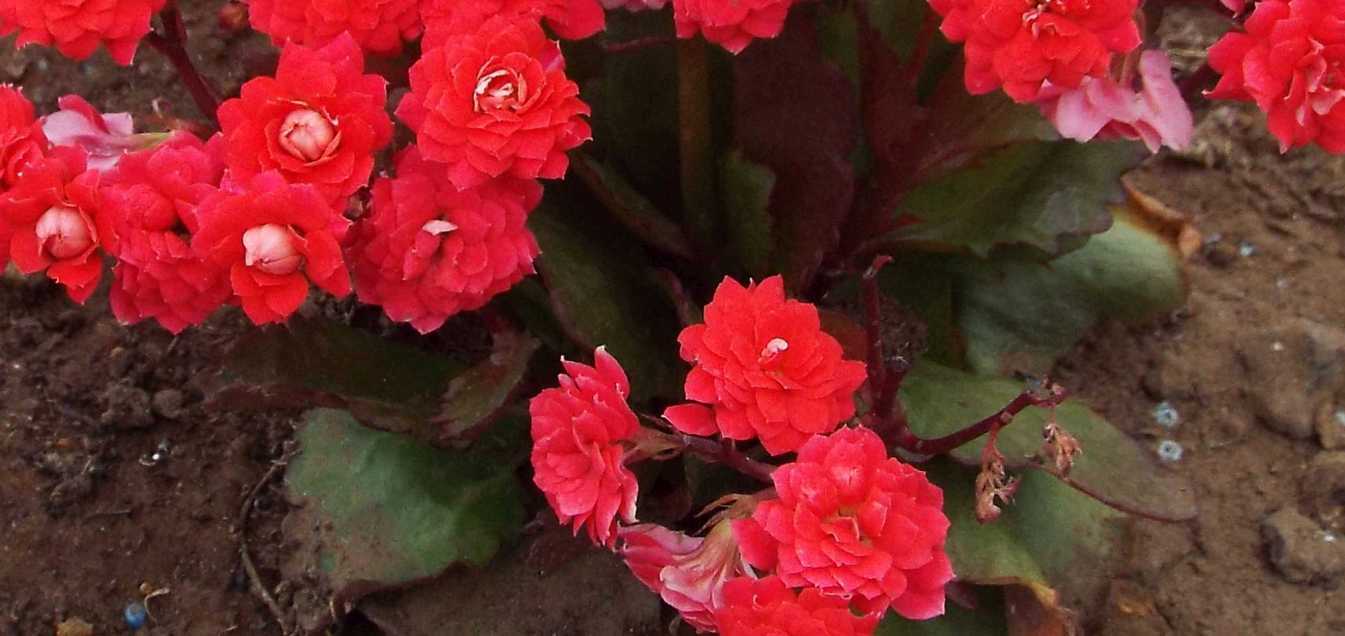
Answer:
2, 1, 1344, 635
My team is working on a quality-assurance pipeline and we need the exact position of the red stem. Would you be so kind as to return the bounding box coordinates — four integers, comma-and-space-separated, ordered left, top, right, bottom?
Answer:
146, 0, 220, 123
891, 384, 1068, 455
679, 435, 776, 484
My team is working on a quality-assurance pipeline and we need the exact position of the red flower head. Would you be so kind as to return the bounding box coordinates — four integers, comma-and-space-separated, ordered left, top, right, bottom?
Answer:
0, 146, 104, 302
1035, 50, 1193, 152
100, 133, 231, 333
192, 171, 350, 325
619, 521, 751, 632
732, 427, 954, 618
421, 0, 605, 47
931, 0, 1141, 102
395, 15, 592, 191
0, 0, 166, 65
672, 0, 795, 54
662, 276, 867, 456
0, 84, 47, 188
349, 147, 541, 333
42, 95, 141, 173
217, 34, 392, 205
713, 576, 880, 636
1208, 0, 1345, 152
245, 0, 422, 56
530, 347, 640, 547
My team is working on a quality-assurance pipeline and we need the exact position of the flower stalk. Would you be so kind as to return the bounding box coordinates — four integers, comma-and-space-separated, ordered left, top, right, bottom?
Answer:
146, 0, 220, 123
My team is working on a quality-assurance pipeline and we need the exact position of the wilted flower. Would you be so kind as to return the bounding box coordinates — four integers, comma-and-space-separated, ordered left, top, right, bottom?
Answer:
663, 275, 867, 456
395, 15, 591, 191
0, 0, 166, 65
733, 427, 954, 618
1036, 51, 1193, 152
713, 576, 880, 636
619, 521, 750, 632
348, 147, 541, 333
530, 347, 640, 547
1207, 0, 1345, 153
217, 34, 392, 204
42, 95, 140, 173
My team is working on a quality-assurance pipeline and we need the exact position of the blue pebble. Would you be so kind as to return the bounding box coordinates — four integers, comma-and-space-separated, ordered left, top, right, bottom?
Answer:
124, 601, 148, 630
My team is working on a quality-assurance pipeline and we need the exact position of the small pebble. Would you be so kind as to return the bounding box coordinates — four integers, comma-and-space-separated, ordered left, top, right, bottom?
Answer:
1157, 440, 1184, 462
1336, 409, 1345, 427
1153, 401, 1180, 429
1238, 240, 1257, 257
124, 601, 147, 630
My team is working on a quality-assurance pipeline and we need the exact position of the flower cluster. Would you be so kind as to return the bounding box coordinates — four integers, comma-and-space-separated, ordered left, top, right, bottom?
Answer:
527, 278, 951, 634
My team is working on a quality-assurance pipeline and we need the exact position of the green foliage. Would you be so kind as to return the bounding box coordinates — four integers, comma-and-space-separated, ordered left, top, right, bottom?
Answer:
900, 361, 1198, 521
719, 149, 777, 277
434, 332, 540, 440
284, 409, 526, 595
877, 585, 1006, 635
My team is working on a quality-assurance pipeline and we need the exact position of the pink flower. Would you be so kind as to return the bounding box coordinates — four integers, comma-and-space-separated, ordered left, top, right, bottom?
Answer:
1207, 0, 1345, 152
663, 276, 867, 456
1036, 51, 1193, 152
733, 427, 954, 618
673, 0, 794, 54
618, 522, 750, 632
713, 576, 880, 636
41, 95, 139, 172
530, 348, 641, 547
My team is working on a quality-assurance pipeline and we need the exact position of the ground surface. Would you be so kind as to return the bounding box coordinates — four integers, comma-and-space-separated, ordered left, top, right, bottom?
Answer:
1, 1, 1344, 635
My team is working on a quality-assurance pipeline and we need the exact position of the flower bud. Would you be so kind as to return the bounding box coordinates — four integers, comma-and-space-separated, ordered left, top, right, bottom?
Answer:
278, 109, 338, 162
242, 223, 304, 275
35, 204, 93, 260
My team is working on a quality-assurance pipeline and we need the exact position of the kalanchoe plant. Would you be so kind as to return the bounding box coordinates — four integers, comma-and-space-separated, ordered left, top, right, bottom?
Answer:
2, 0, 1267, 631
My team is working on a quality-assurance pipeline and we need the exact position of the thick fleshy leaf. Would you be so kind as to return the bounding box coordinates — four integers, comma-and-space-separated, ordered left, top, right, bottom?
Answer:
901, 361, 1198, 521
886, 140, 1145, 258
926, 462, 1125, 620
529, 203, 683, 402
877, 584, 1006, 635
719, 149, 776, 277
734, 10, 858, 292
282, 409, 526, 621
572, 154, 695, 260
953, 213, 1187, 375
433, 331, 540, 440
208, 316, 468, 443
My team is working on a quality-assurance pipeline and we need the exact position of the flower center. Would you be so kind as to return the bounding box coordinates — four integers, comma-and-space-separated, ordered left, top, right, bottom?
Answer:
34, 205, 93, 260
421, 219, 458, 236
242, 223, 304, 275
759, 338, 789, 362
474, 63, 528, 113
1021, 0, 1072, 36
278, 109, 339, 162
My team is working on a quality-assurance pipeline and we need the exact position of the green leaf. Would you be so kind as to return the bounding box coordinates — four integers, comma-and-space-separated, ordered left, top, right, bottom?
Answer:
719, 149, 776, 277
890, 140, 1145, 258
900, 361, 1198, 521
927, 462, 1125, 614
208, 316, 468, 443
283, 408, 526, 599
433, 331, 540, 440
954, 214, 1187, 375
529, 203, 684, 402
877, 585, 1006, 635
572, 154, 696, 260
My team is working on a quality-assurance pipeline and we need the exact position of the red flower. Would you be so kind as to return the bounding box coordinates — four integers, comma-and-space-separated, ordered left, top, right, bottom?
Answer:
100, 133, 231, 333
931, 0, 1141, 102
421, 0, 605, 46
0, 84, 47, 188
530, 347, 640, 547
713, 576, 880, 636
192, 171, 350, 325
1035, 50, 1193, 152
217, 34, 392, 204
42, 95, 140, 173
0, 146, 104, 302
1208, 0, 1345, 152
348, 147, 541, 333
0, 0, 166, 65
672, 0, 795, 54
662, 276, 867, 456
619, 521, 750, 632
732, 427, 953, 619
245, 0, 422, 56
395, 15, 592, 191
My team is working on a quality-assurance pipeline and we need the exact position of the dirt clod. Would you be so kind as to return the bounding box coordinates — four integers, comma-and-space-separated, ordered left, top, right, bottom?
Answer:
1239, 319, 1345, 440
1262, 507, 1345, 584
1301, 452, 1345, 532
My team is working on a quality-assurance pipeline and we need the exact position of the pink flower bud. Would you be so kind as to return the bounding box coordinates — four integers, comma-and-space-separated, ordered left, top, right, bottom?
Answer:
242, 223, 304, 275
34, 204, 93, 260
278, 109, 339, 162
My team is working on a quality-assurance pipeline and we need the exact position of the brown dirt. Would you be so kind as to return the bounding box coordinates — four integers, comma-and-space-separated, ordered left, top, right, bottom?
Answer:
3, 1, 1345, 635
